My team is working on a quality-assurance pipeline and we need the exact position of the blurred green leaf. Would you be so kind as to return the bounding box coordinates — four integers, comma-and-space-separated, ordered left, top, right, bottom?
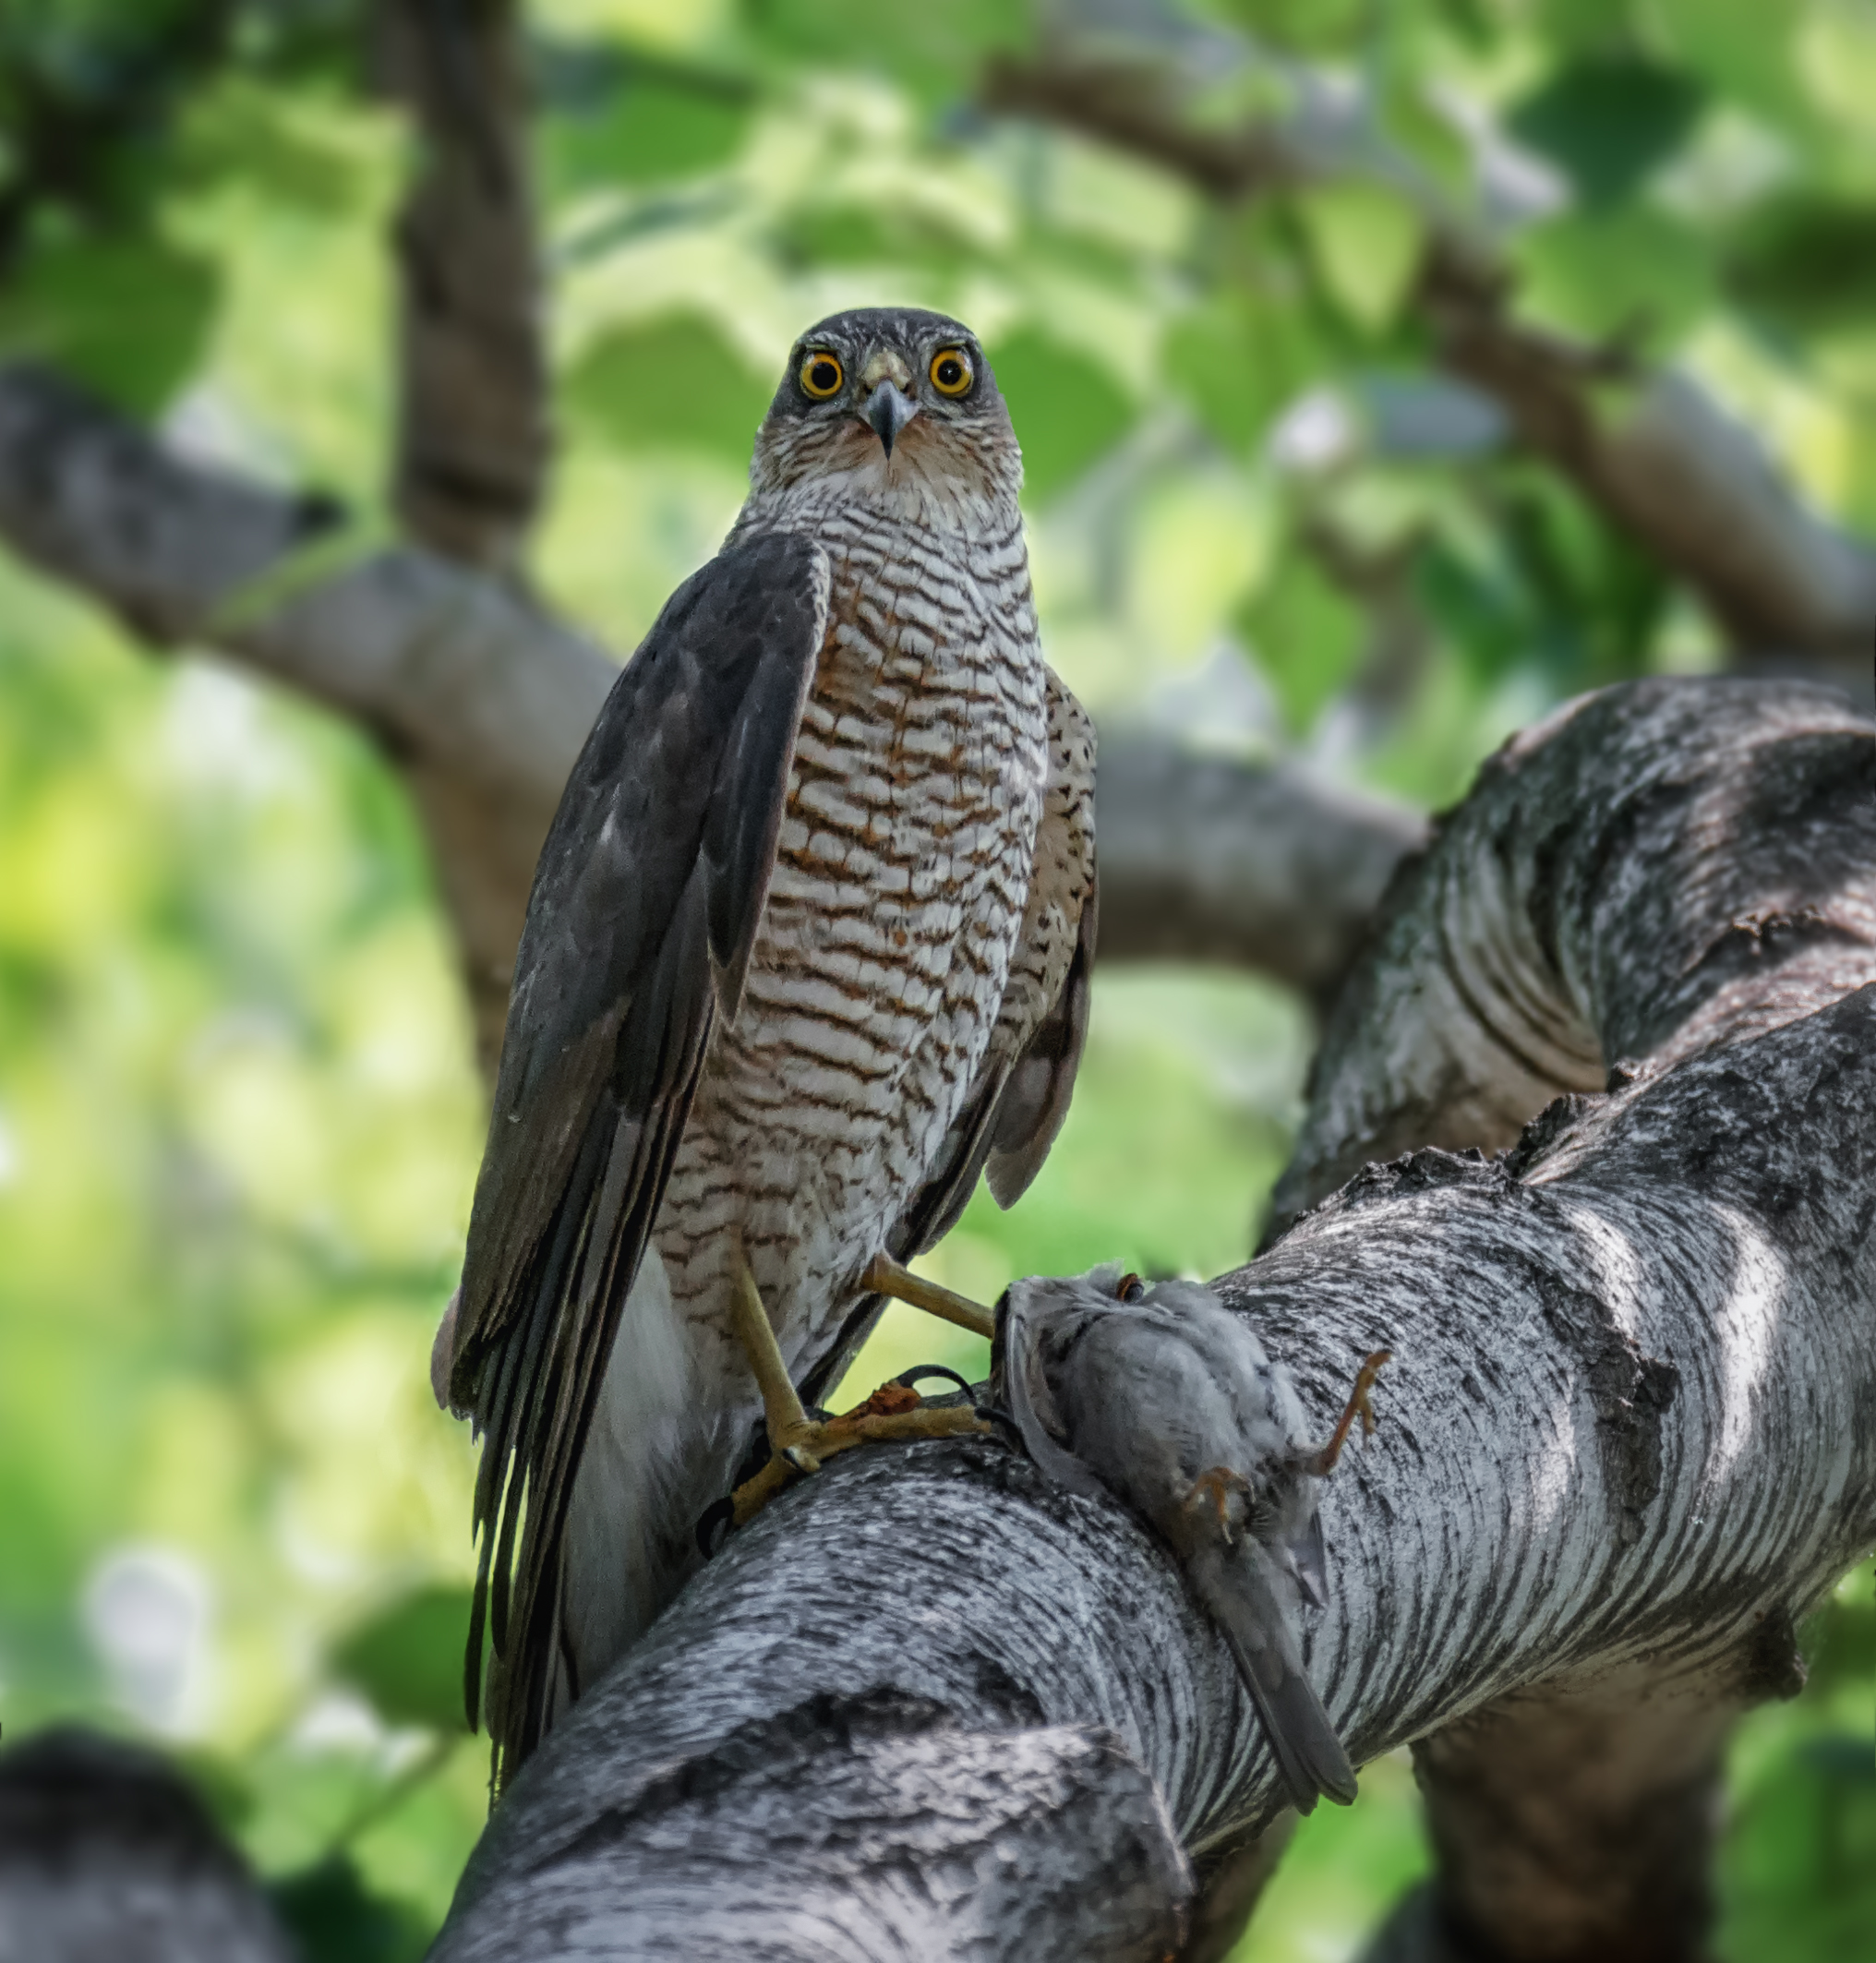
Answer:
1166, 295, 1320, 452
1514, 205, 1714, 347
740, 0, 1032, 97
1533, 0, 1637, 55
1508, 55, 1707, 208
1721, 1723, 1876, 1959
1724, 195, 1876, 340
1296, 183, 1422, 334
989, 327, 1134, 502
1208, 0, 1370, 54
173, 79, 387, 213
547, 65, 753, 191
267, 1854, 431, 1963
1238, 551, 1364, 735
0, 230, 217, 415
564, 309, 775, 464
331, 1586, 473, 1734
1652, 0, 1809, 131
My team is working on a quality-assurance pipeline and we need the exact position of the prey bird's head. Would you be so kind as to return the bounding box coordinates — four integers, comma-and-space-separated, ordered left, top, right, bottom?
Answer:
750, 307, 1020, 507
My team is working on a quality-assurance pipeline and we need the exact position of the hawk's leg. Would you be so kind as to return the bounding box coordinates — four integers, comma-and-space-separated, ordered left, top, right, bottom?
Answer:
857, 1251, 996, 1340
726, 1257, 990, 1528
1302, 1348, 1394, 1477
728, 1258, 824, 1474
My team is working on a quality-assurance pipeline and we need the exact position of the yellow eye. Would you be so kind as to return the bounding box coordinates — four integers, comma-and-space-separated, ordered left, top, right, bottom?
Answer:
799, 350, 844, 399
930, 347, 972, 396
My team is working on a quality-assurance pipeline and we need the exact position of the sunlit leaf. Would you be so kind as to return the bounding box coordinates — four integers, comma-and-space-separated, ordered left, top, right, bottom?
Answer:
1514, 205, 1715, 348
1166, 296, 1322, 453
1295, 183, 1423, 334
1237, 551, 1364, 735
1651, 0, 1810, 131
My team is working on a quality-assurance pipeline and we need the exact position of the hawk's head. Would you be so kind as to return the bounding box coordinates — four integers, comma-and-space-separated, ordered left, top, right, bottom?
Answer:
750, 307, 1021, 507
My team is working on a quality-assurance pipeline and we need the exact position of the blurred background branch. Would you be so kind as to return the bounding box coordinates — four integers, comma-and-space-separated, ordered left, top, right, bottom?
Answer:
376, 0, 549, 571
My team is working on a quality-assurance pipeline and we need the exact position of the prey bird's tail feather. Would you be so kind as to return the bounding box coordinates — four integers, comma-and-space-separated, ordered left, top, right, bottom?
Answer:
1188, 1541, 1357, 1813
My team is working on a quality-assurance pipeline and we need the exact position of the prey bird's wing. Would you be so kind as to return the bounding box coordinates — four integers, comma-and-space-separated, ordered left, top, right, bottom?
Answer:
448, 532, 828, 1776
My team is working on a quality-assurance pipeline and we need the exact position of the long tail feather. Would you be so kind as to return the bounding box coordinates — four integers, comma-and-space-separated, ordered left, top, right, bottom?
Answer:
1188, 1541, 1357, 1812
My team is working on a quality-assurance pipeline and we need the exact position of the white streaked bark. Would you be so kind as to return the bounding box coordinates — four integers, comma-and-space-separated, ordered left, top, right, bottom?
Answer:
428, 679, 1876, 1962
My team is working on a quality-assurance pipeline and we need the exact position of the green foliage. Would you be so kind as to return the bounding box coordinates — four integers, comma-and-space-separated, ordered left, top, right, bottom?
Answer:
269, 1855, 433, 1963
1718, 1569, 1876, 1961
986, 327, 1135, 501
1239, 553, 1364, 736
2, 0, 1873, 1957
1507, 55, 1707, 209
740, 0, 1033, 99
0, 229, 218, 412
331, 1587, 475, 1734
566, 308, 776, 464
544, 54, 753, 191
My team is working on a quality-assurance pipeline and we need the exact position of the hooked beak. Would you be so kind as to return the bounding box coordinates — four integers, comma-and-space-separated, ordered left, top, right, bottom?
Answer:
860, 380, 920, 459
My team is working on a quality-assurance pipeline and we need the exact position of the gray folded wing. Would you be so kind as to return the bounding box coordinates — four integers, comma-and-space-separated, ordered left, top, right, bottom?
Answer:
447, 531, 827, 1779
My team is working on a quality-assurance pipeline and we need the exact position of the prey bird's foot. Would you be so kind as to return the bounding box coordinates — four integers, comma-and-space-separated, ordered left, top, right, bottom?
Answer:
1184, 1465, 1251, 1541
859, 1252, 996, 1340
727, 1383, 992, 1528
1305, 1348, 1394, 1477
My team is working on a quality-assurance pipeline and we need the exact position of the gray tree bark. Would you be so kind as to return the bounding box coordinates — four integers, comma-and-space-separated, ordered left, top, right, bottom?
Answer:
423, 677, 1876, 1962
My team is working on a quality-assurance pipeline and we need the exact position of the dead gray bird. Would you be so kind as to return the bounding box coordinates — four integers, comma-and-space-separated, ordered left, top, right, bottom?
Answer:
995, 1264, 1389, 1814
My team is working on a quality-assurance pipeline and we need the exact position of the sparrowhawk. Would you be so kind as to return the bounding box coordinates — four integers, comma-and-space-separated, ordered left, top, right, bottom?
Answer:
439, 308, 1097, 1787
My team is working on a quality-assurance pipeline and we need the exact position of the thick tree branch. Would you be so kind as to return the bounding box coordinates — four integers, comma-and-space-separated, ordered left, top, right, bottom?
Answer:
376, 0, 547, 572
985, 44, 1876, 696
1270, 677, 1876, 1229
430, 679, 1876, 1961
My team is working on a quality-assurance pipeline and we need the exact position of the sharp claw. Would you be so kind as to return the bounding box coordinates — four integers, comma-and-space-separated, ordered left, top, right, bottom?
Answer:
1307, 1348, 1393, 1476
781, 1444, 822, 1475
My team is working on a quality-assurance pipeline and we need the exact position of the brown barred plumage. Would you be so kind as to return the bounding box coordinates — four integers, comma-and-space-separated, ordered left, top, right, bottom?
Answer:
444, 309, 1095, 1784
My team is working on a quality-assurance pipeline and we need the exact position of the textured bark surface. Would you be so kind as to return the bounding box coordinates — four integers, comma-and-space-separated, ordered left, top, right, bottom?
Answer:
1271, 678, 1876, 1230
428, 679, 1876, 1961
